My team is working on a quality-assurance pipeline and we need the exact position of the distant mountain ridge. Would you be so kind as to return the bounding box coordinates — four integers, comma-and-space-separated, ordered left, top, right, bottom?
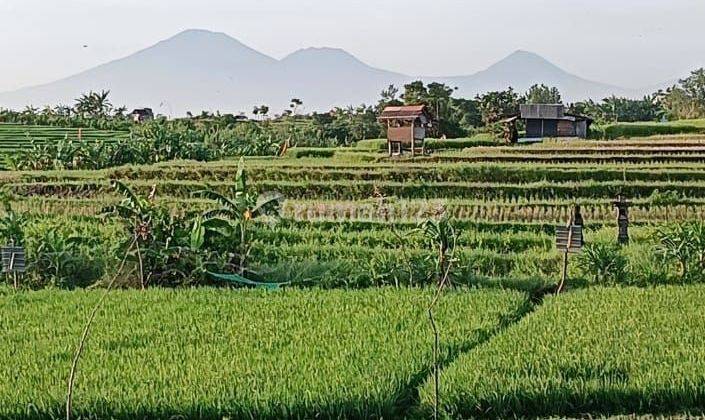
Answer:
440, 50, 638, 101
0, 29, 670, 116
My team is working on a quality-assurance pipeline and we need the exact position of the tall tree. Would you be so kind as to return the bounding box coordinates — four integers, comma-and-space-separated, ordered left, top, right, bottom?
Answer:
289, 98, 303, 115
476, 89, 520, 125
680, 68, 705, 109
426, 82, 455, 125
523, 84, 562, 104
74, 90, 113, 118
401, 81, 428, 105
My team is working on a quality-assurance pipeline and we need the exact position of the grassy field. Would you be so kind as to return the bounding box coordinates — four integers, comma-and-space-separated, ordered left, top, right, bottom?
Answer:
0, 287, 527, 418
420, 285, 705, 418
5, 278, 705, 417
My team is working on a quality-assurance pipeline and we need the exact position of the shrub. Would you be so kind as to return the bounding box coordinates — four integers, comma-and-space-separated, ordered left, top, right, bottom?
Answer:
26, 230, 102, 288
576, 242, 627, 285
285, 147, 336, 159
597, 122, 705, 139
648, 189, 682, 206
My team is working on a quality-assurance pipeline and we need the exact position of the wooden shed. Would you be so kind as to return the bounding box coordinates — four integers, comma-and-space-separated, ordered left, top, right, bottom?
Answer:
518, 104, 592, 139
378, 105, 433, 157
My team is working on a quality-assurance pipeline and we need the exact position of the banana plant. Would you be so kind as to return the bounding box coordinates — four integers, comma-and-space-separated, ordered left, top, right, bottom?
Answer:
418, 214, 457, 286
197, 158, 282, 275
655, 224, 694, 280
0, 192, 25, 246
687, 222, 705, 270
106, 181, 180, 288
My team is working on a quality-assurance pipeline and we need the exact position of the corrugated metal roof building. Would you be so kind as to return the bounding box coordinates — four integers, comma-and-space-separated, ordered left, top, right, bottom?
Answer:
519, 104, 593, 139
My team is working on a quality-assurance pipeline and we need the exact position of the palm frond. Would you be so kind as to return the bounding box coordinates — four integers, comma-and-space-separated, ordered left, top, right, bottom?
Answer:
195, 189, 238, 210
110, 180, 143, 210
252, 192, 283, 218
202, 208, 239, 222
235, 157, 246, 191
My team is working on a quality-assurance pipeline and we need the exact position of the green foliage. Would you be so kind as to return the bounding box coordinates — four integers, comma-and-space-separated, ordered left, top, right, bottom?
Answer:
476, 88, 520, 125
654, 221, 705, 281
0, 192, 25, 245
28, 230, 100, 288
659, 68, 705, 120
73, 90, 114, 118
418, 214, 457, 284
16, 217, 120, 289
648, 189, 682, 206
576, 242, 627, 285
0, 287, 526, 418
105, 181, 214, 287
594, 120, 705, 139
572, 95, 663, 125
197, 159, 282, 276
398, 80, 481, 138
523, 83, 562, 104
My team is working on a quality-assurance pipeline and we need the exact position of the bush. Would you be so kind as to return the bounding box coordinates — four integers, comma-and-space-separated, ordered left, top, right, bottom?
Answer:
654, 221, 705, 282
576, 242, 628, 285
648, 189, 682, 206
595, 122, 705, 139
284, 147, 336, 159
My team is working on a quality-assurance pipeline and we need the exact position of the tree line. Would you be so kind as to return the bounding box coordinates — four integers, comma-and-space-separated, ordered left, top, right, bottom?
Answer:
2, 68, 705, 144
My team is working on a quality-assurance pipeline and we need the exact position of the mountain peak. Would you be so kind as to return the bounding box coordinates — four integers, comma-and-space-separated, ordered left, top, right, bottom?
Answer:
141, 28, 276, 68
510, 49, 538, 56
500, 50, 555, 65
169, 28, 230, 40
283, 47, 359, 62
478, 49, 566, 79
159, 28, 246, 47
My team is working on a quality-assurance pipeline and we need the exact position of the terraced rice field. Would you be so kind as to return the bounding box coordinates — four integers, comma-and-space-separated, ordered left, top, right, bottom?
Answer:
3, 135, 705, 287
0, 123, 127, 154
4, 131, 705, 417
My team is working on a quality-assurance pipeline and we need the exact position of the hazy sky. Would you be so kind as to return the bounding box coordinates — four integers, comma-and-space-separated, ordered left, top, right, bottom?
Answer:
1, 0, 704, 92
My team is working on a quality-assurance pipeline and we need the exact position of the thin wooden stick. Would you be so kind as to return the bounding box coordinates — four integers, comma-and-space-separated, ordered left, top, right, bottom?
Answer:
135, 239, 145, 290
556, 211, 575, 295
427, 229, 457, 420
66, 238, 136, 420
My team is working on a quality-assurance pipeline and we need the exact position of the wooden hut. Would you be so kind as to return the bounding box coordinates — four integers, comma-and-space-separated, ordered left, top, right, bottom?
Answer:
378, 105, 433, 157
520, 104, 592, 139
